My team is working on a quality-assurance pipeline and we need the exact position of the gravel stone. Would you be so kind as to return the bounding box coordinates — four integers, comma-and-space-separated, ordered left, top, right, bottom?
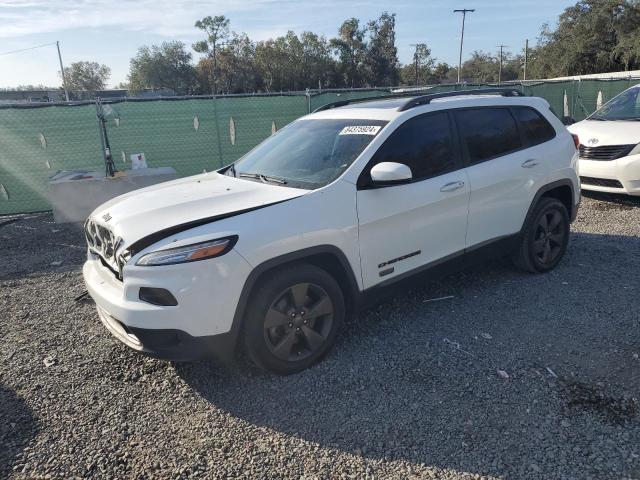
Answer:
1, 193, 639, 479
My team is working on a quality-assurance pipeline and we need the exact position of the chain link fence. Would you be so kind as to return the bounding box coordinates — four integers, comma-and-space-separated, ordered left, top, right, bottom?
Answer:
1, 77, 639, 215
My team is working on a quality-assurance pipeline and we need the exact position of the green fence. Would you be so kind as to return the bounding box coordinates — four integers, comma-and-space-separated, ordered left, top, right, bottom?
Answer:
1, 78, 639, 215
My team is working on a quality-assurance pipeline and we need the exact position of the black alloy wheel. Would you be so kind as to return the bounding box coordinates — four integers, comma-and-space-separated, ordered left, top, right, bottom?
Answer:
263, 282, 334, 361
513, 197, 570, 273
532, 209, 566, 266
244, 264, 344, 374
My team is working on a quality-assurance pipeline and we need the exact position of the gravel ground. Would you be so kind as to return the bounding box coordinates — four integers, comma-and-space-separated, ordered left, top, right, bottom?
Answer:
1, 193, 639, 480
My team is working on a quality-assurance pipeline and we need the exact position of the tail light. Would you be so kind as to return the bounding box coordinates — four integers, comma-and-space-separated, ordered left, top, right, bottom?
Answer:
571, 134, 580, 149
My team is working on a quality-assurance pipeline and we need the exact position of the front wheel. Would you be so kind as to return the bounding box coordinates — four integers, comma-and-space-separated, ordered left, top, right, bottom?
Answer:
243, 264, 345, 375
513, 197, 570, 273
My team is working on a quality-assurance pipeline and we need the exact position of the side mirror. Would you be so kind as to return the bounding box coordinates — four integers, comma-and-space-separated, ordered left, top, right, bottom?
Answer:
370, 162, 412, 185
562, 116, 576, 126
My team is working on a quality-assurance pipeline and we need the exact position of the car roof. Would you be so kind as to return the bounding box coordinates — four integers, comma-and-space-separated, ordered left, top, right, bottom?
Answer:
308, 94, 551, 121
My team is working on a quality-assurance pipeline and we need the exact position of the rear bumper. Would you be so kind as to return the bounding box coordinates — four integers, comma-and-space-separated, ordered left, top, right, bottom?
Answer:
579, 154, 640, 196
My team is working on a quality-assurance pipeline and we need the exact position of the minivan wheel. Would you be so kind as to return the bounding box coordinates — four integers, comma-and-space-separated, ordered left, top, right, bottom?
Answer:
243, 264, 345, 375
513, 197, 570, 273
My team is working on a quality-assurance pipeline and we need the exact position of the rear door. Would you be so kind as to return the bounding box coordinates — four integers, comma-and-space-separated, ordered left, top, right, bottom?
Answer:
356, 111, 470, 289
455, 106, 553, 248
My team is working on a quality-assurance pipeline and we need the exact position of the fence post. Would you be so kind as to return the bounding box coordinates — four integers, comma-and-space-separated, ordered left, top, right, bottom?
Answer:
306, 88, 311, 114
212, 96, 225, 168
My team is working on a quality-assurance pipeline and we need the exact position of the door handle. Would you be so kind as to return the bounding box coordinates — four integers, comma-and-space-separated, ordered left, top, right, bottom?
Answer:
440, 181, 465, 192
521, 159, 540, 168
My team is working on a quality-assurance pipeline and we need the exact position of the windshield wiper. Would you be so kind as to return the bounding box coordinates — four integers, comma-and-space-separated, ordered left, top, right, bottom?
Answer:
238, 172, 288, 185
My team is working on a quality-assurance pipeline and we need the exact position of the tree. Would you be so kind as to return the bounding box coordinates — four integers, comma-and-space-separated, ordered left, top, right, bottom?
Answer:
400, 43, 435, 85
330, 18, 367, 87
215, 32, 258, 94
128, 41, 196, 95
364, 12, 399, 86
193, 15, 230, 94
528, 0, 640, 78
62, 61, 110, 91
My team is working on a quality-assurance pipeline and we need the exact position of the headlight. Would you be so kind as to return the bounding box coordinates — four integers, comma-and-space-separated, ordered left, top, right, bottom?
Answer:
136, 236, 237, 266
629, 143, 640, 156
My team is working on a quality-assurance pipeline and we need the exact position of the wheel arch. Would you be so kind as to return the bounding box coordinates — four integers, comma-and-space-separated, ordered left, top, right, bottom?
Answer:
225, 245, 361, 358
521, 180, 577, 234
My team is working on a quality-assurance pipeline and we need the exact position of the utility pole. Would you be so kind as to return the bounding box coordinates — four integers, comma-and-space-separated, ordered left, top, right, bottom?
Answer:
454, 9, 475, 83
497, 44, 509, 83
56, 41, 70, 102
410, 44, 419, 86
524, 39, 529, 81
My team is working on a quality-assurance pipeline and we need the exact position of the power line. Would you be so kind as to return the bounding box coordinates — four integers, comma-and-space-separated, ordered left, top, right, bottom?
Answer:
0, 42, 57, 57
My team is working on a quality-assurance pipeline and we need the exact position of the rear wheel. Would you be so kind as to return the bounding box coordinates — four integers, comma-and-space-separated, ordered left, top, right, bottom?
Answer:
243, 264, 344, 374
513, 197, 570, 273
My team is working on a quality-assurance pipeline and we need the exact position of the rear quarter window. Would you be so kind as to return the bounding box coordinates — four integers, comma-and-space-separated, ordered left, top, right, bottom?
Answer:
512, 106, 556, 146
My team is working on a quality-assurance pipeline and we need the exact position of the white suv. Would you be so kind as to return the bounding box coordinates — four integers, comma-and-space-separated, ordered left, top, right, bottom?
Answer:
83, 89, 580, 374
568, 84, 640, 196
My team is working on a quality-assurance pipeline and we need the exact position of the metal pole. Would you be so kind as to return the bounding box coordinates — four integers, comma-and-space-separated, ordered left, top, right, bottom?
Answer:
454, 9, 474, 83
524, 39, 528, 81
56, 41, 70, 102
497, 45, 508, 83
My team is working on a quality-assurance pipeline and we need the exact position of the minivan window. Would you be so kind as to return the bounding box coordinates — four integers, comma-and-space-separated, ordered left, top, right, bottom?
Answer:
512, 107, 556, 146
367, 111, 456, 181
589, 86, 640, 121
455, 108, 522, 164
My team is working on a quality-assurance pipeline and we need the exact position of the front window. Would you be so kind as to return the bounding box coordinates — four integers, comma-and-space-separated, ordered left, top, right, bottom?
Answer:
589, 87, 640, 121
229, 118, 387, 189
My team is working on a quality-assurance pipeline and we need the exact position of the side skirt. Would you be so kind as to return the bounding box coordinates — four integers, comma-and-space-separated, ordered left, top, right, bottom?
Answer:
357, 234, 520, 310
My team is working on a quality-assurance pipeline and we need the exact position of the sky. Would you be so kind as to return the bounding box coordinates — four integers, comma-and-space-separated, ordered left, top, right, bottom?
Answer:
0, 0, 577, 89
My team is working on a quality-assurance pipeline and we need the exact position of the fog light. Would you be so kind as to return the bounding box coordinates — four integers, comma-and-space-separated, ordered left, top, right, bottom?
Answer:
139, 287, 178, 306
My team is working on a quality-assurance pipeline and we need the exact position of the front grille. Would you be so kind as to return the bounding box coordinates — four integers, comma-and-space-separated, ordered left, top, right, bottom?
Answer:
579, 144, 634, 161
85, 219, 125, 279
580, 176, 624, 188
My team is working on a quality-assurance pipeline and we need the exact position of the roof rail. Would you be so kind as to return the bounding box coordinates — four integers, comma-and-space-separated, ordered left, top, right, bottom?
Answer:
312, 92, 417, 113
397, 87, 524, 111
311, 87, 525, 114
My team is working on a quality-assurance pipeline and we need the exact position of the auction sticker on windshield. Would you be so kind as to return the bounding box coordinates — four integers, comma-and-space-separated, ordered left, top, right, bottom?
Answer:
339, 125, 382, 135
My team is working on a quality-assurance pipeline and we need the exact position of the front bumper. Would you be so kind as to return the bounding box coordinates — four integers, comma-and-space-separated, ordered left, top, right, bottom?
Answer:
83, 248, 252, 361
96, 305, 236, 361
579, 154, 640, 196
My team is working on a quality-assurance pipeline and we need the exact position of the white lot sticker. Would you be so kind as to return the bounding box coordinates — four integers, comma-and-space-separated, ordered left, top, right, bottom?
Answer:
339, 125, 381, 136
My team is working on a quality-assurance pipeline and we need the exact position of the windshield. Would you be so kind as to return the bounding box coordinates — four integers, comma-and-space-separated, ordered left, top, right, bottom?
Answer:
589, 86, 640, 121
228, 118, 387, 189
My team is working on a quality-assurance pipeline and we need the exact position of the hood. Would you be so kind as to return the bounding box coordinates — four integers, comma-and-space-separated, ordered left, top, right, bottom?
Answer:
568, 119, 640, 146
89, 171, 306, 249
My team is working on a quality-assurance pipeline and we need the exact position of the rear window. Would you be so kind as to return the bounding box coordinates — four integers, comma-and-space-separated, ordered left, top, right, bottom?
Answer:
455, 108, 522, 164
512, 107, 556, 146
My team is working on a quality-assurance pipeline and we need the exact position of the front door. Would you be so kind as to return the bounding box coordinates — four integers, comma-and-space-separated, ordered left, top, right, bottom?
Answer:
356, 111, 470, 289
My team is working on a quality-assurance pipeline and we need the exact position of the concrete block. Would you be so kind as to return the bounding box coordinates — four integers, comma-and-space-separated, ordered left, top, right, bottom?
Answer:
48, 167, 178, 223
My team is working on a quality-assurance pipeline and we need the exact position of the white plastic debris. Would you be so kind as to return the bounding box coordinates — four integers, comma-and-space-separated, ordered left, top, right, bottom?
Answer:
43, 356, 56, 367
546, 367, 558, 378
480, 332, 492, 340
423, 295, 454, 303
50, 260, 63, 266
497, 369, 510, 380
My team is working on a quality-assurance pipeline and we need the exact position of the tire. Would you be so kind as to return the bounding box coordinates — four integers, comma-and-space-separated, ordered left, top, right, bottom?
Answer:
243, 263, 345, 375
513, 197, 570, 273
